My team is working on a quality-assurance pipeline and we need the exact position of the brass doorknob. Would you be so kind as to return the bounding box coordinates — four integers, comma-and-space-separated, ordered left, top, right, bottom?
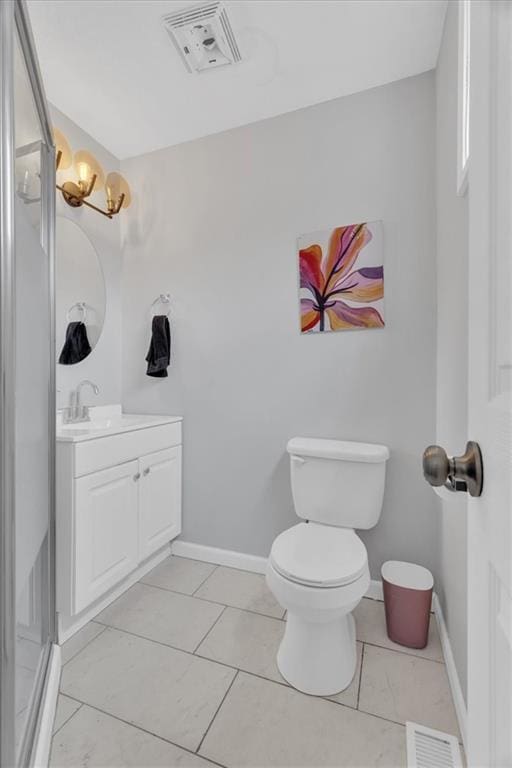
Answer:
422, 441, 483, 497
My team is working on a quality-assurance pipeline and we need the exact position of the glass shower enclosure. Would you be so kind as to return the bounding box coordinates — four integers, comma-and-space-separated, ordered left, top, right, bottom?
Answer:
0, 1, 56, 765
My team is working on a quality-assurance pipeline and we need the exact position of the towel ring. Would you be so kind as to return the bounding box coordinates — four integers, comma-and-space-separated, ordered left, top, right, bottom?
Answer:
151, 293, 171, 317
67, 301, 87, 323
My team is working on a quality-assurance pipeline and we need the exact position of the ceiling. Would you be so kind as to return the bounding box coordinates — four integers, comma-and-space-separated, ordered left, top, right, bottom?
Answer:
28, 0, 447, 159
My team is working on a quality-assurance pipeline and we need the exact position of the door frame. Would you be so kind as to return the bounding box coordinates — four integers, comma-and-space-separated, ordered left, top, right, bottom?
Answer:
0, 0, 56, 765
0, 2, 17, 765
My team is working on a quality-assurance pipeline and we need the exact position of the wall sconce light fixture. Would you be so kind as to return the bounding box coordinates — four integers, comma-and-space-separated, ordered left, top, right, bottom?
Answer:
54, 129, 131, 220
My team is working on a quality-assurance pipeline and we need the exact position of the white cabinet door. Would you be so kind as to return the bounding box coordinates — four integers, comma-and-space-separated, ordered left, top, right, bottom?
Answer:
74, 460, 139, 613
139, 447, 182, 561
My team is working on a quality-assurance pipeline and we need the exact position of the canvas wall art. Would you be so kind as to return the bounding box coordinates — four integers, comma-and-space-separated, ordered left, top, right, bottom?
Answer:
298, 220, 384, 333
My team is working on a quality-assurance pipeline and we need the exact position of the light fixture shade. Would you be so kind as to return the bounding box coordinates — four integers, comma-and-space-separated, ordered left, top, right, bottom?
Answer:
53, 127, 72, 170
105, 171, 131, 208
73, 150, 105, 191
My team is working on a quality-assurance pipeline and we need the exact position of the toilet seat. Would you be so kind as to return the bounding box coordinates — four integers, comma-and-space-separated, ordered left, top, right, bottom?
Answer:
270, 523, 367, 588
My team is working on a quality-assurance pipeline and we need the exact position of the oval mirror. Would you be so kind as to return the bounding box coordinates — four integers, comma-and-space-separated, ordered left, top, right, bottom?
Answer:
56, 216, 105, 364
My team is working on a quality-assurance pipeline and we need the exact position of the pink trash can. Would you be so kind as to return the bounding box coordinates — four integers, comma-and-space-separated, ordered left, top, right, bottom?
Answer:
381, 561, 433, 649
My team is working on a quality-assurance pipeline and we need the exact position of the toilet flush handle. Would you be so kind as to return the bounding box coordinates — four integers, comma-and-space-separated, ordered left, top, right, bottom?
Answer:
291, 455, 306, 465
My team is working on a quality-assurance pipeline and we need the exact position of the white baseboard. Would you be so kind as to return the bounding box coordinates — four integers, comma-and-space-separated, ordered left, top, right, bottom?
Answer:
432, 594, 467, 749
366, 579, 384, 601
31, 644, 61, 768
172, 540, 268, 574
58, 544, 171, 644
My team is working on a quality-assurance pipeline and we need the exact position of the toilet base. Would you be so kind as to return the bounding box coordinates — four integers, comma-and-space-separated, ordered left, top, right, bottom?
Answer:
277, 611, 357, 696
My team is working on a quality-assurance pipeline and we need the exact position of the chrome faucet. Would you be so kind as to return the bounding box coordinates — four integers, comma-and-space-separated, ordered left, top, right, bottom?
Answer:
62, 380, 100, 424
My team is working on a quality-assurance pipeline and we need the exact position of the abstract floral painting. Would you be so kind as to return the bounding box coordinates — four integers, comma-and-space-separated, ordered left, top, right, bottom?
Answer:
298, 220, 384, 333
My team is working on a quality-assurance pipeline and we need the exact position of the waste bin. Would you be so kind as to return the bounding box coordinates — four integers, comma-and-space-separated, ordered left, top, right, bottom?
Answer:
381, 561, 433, 649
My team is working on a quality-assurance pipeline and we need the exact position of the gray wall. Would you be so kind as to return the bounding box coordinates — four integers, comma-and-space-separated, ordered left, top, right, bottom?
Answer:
435, 2, 468, 701
120, 72, 439, 582
52, 105, 122, 410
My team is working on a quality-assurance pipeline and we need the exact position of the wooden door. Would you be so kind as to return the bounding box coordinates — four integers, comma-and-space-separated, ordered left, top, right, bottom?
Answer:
467, 3, 512, 765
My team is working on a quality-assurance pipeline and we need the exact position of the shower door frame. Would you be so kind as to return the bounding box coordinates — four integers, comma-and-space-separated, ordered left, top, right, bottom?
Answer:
0, 0, 56, 765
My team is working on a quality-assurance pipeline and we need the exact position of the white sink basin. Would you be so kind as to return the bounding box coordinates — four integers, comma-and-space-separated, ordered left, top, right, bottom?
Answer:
57, 406, 182, 442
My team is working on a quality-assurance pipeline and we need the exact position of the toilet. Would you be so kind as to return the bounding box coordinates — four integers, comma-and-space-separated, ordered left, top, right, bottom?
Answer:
266, 437, 389, 696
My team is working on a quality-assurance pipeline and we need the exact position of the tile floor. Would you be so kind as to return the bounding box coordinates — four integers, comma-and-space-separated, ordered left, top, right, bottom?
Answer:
50, 555, 460, 767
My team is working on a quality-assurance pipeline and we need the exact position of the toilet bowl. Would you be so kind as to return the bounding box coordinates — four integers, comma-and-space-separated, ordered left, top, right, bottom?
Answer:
266, 437, 389, 697
266, 522, 370, 695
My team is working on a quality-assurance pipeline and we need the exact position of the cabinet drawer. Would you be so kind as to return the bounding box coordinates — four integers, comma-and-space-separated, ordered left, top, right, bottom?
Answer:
74, 422, 182, 477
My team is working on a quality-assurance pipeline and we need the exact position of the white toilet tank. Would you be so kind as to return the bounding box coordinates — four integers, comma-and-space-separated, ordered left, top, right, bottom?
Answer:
287, 437, 390, 530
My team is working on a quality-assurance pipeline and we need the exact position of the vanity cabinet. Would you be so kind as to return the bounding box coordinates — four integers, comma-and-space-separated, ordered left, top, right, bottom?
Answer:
57, 417, 182, 618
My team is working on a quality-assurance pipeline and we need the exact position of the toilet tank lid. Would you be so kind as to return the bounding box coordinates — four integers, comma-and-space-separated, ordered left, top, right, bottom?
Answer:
287, 437, 390, 463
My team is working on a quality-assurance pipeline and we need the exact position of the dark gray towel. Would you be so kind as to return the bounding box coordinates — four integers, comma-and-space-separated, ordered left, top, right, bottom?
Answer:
146, 315, 171, 377
58, 321, 91, 365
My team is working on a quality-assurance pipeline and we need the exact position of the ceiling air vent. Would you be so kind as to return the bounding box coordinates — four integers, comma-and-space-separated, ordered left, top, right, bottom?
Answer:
162, 1, 242, 74
406, 722, 463, 768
